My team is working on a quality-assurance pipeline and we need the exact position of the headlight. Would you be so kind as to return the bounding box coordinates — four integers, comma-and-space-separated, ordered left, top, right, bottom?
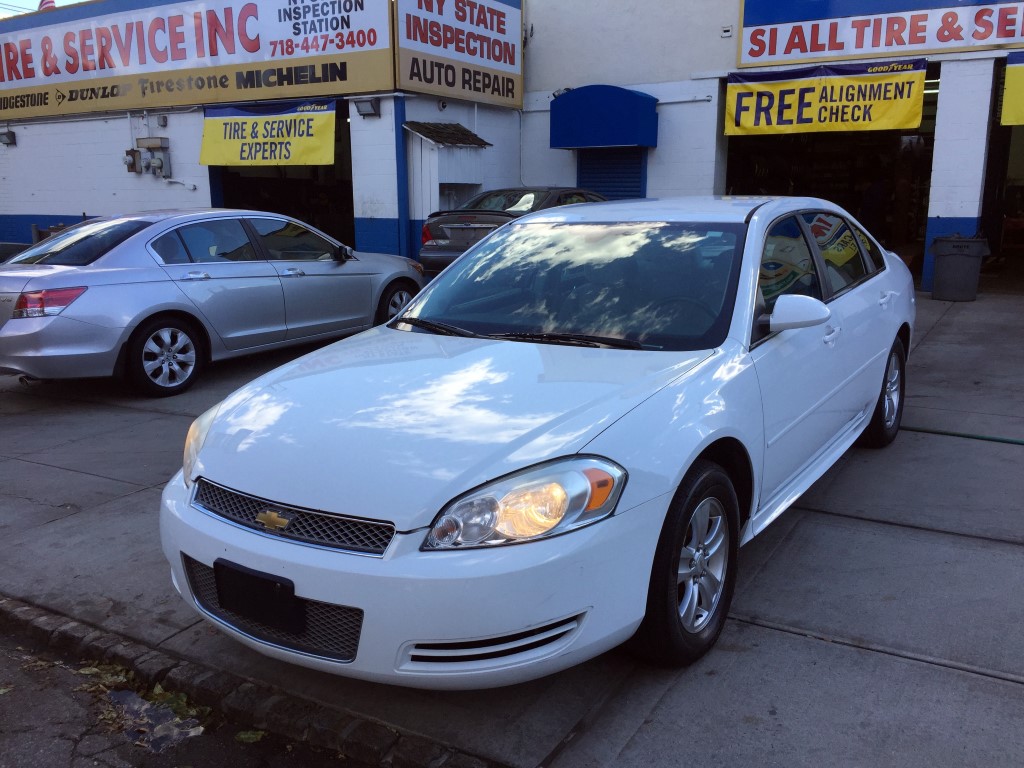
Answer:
423, 457, 626, 550
182, 404, 220, 489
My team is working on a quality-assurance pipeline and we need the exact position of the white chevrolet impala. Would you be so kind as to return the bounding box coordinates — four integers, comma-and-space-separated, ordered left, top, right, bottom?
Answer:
160, 197, 915, 689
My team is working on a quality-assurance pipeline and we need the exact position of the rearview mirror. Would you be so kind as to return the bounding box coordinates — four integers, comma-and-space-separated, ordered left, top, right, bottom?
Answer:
761, 294, 830, 332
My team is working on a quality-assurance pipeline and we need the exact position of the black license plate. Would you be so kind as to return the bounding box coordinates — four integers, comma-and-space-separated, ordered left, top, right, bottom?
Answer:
214, 559, 306, 635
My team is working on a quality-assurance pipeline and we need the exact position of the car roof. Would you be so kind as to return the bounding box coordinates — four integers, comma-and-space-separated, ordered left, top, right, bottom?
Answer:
87, 208, 293, 225
521, 195, 838, 225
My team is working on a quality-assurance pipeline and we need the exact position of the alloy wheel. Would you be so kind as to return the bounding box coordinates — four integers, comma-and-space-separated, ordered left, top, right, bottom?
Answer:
677, 497, 729, 633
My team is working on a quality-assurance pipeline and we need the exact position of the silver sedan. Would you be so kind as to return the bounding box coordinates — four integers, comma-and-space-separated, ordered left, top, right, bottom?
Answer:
0, 209, 423, 396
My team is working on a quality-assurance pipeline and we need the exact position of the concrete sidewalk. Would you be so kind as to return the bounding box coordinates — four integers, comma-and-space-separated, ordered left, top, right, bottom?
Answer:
2, 292, 1023, 768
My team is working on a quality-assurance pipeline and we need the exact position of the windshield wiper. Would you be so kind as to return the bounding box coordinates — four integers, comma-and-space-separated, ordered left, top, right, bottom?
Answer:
490, 331, 644, 349
394, 316, 482, 338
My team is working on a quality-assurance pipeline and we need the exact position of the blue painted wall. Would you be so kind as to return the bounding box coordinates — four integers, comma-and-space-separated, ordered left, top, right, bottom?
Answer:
0, 214, 87, 245
355, 218, 400, 255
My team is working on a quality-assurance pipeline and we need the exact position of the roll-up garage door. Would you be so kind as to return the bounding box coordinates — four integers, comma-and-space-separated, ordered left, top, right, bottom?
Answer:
577, 147, 648, 200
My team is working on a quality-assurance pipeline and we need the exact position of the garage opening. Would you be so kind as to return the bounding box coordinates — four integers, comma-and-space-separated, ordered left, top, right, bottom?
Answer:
209, 106, 355, 246
726, 63, 939, 276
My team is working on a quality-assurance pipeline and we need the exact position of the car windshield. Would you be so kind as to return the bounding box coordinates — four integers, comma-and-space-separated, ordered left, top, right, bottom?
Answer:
401, 221, 746, 351
9, 218, 152, 266
461, 189, 543, 213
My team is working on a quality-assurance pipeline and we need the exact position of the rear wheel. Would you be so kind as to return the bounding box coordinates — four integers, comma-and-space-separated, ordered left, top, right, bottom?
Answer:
128, 317, 204, 397
376, 282, 417, 324
859, 337, 905, 448
632, 459, 739, 666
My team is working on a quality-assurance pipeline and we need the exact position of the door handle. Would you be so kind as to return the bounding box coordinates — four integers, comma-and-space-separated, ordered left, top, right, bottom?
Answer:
282, 268, 306, 278
182, 271, 210, 281
823, 326, 841, 345
878, 290, 897, 308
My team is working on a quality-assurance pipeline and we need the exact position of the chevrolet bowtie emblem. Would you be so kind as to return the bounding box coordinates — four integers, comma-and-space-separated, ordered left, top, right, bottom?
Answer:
255, 509, 291, 531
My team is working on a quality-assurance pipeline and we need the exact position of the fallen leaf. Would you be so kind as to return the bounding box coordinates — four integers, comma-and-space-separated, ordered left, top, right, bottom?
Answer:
0, 686, 13, 695
235, 730, 266, 744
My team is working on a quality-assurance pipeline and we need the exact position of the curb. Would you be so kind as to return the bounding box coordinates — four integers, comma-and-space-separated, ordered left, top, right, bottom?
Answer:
0, 594, 505, 768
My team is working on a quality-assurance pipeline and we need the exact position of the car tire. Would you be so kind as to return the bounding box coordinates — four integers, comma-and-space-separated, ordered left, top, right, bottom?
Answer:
375, 281, 417, 325
128, 316, 204, 397
859, 337, 906, 448
631, 459, 739, 666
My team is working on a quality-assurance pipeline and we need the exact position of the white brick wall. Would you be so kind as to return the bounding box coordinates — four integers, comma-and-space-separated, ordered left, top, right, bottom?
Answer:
0, 111, 210, 218
927, 58, 995, 220
349, 96, 400, 221
404, 95, 521, 219
521, 78, 724, 197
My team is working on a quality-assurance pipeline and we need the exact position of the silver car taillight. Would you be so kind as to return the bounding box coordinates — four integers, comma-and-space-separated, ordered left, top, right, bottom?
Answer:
13, 287, 87, 318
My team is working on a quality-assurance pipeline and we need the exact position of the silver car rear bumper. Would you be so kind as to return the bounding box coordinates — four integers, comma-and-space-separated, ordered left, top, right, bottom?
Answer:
0, 315, 125, 379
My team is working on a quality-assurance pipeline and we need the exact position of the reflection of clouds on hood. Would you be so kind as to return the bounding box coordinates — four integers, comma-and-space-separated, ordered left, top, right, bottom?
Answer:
223, 392, 293, 452
346, 359, 559, 444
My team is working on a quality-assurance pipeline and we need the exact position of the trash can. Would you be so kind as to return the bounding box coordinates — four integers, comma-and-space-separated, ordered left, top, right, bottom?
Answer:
931, 236, 989, 301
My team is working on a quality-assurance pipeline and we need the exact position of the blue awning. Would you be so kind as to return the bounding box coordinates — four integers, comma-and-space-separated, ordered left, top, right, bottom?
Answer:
550, 85, 659, 149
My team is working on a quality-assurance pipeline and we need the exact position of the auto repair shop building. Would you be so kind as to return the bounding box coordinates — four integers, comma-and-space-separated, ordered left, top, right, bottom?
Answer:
3, 0, 1023, 289
0, 0, 524, 259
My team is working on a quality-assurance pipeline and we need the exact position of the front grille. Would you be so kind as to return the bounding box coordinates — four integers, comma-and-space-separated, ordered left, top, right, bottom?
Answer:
409, 615, 583, 664
193, 479, 395, 555
183, 556, 362, 662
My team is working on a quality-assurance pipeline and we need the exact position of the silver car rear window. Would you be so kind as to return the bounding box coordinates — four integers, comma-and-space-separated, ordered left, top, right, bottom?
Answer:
9, 219, 152, 267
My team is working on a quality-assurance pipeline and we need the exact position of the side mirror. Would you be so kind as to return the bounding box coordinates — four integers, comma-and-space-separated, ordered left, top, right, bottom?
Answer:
759, 294, 830, 333
333, 245, 355, 261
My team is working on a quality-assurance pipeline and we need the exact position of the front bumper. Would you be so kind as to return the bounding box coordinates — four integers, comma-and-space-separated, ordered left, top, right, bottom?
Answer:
160, 470, 666, 689
0, 315, 124, 379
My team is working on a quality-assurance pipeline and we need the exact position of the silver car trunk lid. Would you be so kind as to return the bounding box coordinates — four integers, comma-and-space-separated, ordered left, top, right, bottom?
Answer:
0, 264, 77, 328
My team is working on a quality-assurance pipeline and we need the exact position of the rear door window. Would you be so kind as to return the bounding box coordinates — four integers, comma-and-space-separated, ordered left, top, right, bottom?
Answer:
854, 226, 887, 274
177, 219, 258, 263
151, 231, 191, 264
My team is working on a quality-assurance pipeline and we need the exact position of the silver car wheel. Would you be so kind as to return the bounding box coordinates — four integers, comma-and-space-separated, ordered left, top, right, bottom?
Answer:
387, 288, 414, 319
677, 497, 728, 634
882, 349, 902, 429
141, 327, 198, 388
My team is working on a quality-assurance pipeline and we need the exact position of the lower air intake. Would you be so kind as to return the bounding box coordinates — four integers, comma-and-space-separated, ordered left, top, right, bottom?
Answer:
409, 615, 583, 664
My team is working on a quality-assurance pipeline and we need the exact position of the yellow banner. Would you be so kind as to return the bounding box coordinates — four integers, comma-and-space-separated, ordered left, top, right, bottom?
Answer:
1002, 54, 1024, 125
726, 60, 926, 135
200, 101, 335, 166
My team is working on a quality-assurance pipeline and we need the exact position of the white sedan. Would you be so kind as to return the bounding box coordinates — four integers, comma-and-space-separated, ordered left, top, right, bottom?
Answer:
160, 196, 915, 689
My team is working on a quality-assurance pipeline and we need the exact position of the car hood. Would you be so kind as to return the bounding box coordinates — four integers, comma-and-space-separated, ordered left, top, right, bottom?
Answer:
194, 327, 710, 531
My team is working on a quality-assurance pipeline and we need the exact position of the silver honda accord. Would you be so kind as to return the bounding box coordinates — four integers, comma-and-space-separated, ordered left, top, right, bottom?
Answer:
0, 209, 423, 396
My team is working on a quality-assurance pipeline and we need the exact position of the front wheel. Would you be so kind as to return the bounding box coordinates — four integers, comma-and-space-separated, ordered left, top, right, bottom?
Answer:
128, 317, 204, 397
859, 337, 906, 448
375, 282, 417, 325
631, 459, 739, 666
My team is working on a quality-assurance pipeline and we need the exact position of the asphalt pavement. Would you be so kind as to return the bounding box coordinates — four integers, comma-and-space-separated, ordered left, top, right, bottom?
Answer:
1, 291, 1023, 768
